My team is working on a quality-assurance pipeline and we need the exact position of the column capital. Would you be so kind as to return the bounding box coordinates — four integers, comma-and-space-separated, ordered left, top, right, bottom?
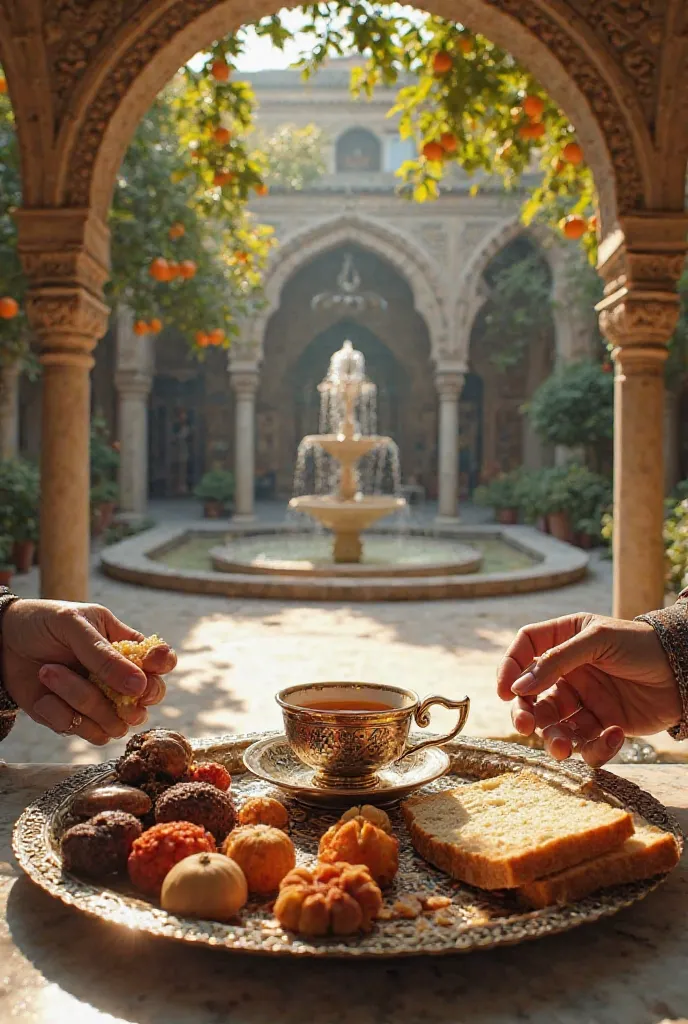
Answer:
435, 369, 466, 399
26, 286, 109, 369
230, 366, 260, 398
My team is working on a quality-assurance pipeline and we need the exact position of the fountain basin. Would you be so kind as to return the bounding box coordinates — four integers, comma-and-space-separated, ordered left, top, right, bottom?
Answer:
289, 494, 406, 533
311, 434, 385, 462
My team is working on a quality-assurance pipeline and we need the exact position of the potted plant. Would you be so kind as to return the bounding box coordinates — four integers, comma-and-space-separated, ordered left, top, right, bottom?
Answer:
473, 471, 521, 524
0, 533, 14, 585
193, 469, 235, 518
0, 458, 40, 573
91, 480, 119, 536
514, 469, 550, 530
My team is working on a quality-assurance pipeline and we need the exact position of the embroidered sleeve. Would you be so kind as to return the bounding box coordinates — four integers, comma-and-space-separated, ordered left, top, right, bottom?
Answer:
637, 594, 688, 741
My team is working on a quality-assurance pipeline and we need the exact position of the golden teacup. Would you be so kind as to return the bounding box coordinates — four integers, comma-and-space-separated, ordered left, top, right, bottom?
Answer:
276, 682, 470, 789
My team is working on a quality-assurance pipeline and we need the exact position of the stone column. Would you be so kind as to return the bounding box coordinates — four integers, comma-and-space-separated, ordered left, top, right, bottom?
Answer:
0, 361, 20, 458
230, 365, 260, 522
664, 388, 680, 496
597, 217, 687, 620
435, 369, 465, 522
114, 306, 153, 518
17, 208, 110, 601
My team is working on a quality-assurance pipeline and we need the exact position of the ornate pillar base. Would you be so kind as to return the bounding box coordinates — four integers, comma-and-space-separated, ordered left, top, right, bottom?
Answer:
435, 369, 465, 524
597, 215, 687, 619
230, 363, 260, 523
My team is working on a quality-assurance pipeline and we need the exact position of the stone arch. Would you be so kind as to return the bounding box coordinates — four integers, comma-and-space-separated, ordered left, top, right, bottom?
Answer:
22, 0, 674, 237
248, 214, 449, 363
335, 126, 382, 172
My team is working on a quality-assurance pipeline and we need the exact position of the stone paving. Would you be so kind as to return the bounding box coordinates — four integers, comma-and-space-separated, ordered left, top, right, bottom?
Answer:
0, 502, 680, 765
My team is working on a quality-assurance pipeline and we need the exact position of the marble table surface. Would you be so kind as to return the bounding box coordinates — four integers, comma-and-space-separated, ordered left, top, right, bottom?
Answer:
1, 761, 687, 1024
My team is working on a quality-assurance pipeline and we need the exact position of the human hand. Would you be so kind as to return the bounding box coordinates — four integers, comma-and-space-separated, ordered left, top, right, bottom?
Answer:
497, 613, 681, 767
2, 600, 177, 746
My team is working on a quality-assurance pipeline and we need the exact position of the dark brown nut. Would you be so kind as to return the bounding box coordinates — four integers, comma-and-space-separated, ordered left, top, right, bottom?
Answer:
72, 784, 152, 820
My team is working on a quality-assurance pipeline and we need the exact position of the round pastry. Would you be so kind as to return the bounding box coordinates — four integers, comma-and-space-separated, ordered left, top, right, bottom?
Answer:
71, 784, 152, 820
155, 781, 236, 842
116, 729, 192, 786
238, 796, 289, 830
61, 810, 142, 879
127, 821, 216, 895
318, 816, 399, 886
275, 862, 383, 936
339, 804, 392, 834
222, 824, 296, 894
160, 852, 248, 921
189, 761, 231, 791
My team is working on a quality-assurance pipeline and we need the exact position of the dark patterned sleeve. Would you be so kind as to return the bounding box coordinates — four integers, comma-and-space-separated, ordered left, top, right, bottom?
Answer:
0, 588, 20, 742
637, 590, 688, 741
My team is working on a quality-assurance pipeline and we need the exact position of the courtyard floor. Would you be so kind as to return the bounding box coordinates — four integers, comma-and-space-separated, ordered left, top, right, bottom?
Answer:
1, 500, 680, 765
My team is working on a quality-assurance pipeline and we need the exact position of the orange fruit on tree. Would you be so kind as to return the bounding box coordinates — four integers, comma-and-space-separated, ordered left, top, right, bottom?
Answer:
459, 37, 473, 55
213, 126, 231, 145
432, 52, 453, 75
422, 140, 444, 162
169, 222, 185, 240
167, 261, 180, 280
440, 132, 458, 153
195, 331, 209, 347
254, 183, 269, 196
235, 251, 249, 264
211, 60, 230, 82
149, 318, 163, 333
133, 320, 149, 336
213, 170, 233, 187
0, 76, 7, 94
562, 141, 584, 165
179, 260, 197, 280
518, 121, 546, 140
560, 214, 588, 240
523, 95, 545, 120
0, 296, 19, 319
209, 328, 225, 345
149, 257, 170, 282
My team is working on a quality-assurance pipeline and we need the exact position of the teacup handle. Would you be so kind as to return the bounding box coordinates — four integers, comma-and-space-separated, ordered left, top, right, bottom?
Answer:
401, 695, 470, 760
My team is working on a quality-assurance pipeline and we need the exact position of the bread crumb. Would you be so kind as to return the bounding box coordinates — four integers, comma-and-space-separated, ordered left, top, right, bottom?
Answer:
393, 896, 423, 919
423, 895, 452, 911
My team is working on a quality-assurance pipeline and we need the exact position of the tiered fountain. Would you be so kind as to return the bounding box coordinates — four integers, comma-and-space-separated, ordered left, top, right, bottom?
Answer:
289, 341, 406, 563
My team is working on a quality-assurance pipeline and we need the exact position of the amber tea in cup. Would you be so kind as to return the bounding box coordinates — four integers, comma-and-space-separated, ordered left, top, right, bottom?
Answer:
276, 682, 470, 789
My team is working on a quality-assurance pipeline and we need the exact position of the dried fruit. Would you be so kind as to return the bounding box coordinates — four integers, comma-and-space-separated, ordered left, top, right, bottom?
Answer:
155, 781, 236, 842
190, 761, 231, 791
275, 862, 383, 936
161, 851, 248, 921
62, 811, 142, 879
116, 727, 192, 785
223, 824, 296, 894
339, 804, 392, 833
238, 796, 289, 830
128, 821, 215, 895
319, 816, 399, 886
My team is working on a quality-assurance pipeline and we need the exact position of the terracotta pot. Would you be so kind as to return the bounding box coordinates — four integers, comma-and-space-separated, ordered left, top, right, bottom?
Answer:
92, 502, 116, 537
547, 511, 574, 544
203, 500, 224, 519
576, 532, 594, 550
12, 540, 35, 574
0, 567, 13, 586
497, 508, 518, 525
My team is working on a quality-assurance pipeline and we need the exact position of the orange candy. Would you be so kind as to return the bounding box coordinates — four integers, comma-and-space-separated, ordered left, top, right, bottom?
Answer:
179, 260, 197, 280
149, 257, 170, 282
440, 132, 458, 153
562, 141, 584, 165
213, 126, 231, 145
432, 52, 453, 75
0, 296, 19, 319
560, 214, 588, 240
133, 320, 149, 336
523, 95, 545, 120
149, 318, 163, 333
422, 140, 444, 162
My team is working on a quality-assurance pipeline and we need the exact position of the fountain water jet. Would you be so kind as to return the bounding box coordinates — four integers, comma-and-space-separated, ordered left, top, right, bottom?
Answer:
289, 341, 405, 563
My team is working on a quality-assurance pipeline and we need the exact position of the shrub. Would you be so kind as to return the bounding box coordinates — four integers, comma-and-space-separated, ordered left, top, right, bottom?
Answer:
515, 463, 611, 537
473, 471, 521, 511
526, 362, 614, 449
193, 469, 235, 504
0, 458, 40, 542
665, 499, 688, 593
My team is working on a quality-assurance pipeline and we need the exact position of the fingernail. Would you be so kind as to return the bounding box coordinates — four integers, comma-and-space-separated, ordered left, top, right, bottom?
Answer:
512, 671, 537, 695
606, 727, 625, 751
38, 665, 55, 685
122, 673, 146, 695
513, 708, 535, 735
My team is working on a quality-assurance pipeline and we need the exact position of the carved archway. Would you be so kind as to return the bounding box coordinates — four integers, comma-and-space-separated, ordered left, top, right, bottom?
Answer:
247, 214, 449, 363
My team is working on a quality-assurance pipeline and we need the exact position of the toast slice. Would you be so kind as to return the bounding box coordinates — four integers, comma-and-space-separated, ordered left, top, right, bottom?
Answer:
402, 770, 634, 890
518, 816, 680, 908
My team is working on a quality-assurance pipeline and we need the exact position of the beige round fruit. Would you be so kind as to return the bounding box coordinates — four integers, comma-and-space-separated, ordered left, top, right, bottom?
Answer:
223, 824, 296, 894
161, 852, 248, 921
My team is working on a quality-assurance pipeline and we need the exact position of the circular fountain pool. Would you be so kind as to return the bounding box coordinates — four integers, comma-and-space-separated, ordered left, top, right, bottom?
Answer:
209, 532, 483, 577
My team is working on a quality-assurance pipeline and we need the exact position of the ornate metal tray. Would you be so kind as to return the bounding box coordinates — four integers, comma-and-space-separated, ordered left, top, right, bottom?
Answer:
12, 734, 684, 959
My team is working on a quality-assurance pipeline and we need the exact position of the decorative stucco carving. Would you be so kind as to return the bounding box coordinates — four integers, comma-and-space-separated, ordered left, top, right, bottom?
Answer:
25, 287, 110, 351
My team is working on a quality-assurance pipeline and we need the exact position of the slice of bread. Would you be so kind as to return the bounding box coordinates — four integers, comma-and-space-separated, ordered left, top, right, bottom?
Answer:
518, 815, 680, 908
402, 770, 634, 890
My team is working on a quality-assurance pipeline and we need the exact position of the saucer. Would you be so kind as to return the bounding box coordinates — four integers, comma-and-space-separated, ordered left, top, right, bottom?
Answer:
242, 734, 450, 807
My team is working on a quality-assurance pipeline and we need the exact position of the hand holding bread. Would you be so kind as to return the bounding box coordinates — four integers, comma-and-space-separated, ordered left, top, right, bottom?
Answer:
497, 613, 681, 767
